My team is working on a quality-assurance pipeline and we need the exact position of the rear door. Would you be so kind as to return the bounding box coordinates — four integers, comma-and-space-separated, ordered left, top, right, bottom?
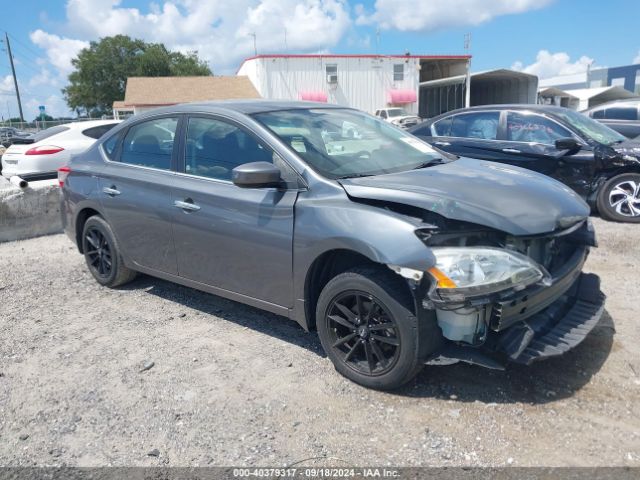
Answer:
170, 114, 298, 307
98, 115, 181, 274
431, 111, 504, 160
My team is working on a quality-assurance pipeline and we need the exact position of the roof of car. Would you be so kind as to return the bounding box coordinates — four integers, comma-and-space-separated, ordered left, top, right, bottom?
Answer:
411, 104, 578, 129
439, 104, 573, 115
60, 119, 122, 130
133, 100, 347, 118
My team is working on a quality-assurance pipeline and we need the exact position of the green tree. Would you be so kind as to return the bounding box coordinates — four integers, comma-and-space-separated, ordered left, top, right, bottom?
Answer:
34, 114, 54, 122
63, 35, 211, 115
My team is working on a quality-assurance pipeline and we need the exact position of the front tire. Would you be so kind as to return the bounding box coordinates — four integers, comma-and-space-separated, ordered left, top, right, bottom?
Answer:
597, 173, 640, 222
316, 266, 425, 390
82, 216, 137, 287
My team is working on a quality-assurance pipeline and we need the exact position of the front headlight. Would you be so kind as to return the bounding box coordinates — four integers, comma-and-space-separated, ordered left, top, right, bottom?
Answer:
428, 247, 546, 299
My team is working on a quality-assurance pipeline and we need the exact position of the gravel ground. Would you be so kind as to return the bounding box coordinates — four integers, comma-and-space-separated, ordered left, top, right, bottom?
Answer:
0, 218, 639, 467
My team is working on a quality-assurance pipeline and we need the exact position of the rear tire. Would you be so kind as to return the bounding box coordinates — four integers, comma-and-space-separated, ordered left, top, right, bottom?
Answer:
82, 216, 137, 287
316, 266, 428, 390
597, 173, 640, 222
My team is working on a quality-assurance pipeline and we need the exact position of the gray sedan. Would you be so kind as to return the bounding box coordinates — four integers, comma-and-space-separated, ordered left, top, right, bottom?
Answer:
60, 101, 605, 390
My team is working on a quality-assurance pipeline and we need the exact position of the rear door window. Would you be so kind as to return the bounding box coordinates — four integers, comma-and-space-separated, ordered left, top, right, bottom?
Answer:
451, 112, 500, 140
506, 112, 571, 144
119, 117, 178, 170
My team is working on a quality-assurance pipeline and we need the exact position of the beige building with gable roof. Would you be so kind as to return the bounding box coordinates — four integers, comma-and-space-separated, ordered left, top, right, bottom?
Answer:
112, 76, 261, 119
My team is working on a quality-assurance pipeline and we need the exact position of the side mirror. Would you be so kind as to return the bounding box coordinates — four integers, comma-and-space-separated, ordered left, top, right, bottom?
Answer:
555, 138, 581, 151
232, 161, 282, 188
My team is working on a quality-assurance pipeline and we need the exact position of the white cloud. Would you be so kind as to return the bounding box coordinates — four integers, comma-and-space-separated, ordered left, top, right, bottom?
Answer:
511, 50, 594, 79
53, 0, 351, 73
634, 50, 640, 64
29, 29, 89, 76
356, 0, 554, 31
0, 75, 14, 95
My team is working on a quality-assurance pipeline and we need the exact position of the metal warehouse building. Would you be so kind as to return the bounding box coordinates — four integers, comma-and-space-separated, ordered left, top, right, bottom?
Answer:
237, 54, 471, 117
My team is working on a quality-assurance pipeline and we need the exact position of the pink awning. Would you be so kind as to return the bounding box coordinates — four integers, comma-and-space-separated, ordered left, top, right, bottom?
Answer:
299, 91, 328, 103
387, 89, 417, 104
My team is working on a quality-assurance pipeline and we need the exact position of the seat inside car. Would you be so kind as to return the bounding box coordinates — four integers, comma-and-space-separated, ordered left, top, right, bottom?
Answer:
468, 117, 498, 139
129, 134, 170, 170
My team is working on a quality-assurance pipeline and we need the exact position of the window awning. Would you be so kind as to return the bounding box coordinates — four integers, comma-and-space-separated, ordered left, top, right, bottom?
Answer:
299, 91, 328, 103
387, 89, 417, 104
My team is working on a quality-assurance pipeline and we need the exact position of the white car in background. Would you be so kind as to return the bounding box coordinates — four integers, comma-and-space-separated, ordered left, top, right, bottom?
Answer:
1, 120, 121, 180
374, 108, 421, 129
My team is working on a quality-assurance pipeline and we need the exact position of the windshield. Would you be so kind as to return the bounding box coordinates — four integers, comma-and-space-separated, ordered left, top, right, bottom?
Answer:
554, 109, 626, 146
253, 108, 444, 179
387, 108, 408, 118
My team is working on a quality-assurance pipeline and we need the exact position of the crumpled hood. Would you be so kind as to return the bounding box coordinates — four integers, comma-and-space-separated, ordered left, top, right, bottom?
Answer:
611, 139, 640, 159
339, 157, 590, 236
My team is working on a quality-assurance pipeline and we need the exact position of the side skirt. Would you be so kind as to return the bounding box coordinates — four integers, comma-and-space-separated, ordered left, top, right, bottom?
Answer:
129, 263, 294, 321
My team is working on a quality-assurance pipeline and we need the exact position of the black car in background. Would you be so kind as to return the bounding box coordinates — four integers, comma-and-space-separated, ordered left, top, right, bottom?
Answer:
409, 105, 640, 222
583, 100, 640, 139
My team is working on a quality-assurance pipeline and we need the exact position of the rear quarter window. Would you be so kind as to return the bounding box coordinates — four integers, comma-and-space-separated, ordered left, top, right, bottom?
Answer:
432, 117, 452, 136
102, 133, 121, 160
82, 123, 119, 139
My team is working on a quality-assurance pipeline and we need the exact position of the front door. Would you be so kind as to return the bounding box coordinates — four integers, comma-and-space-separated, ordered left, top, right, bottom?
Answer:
502, 111, 595, 197
98, 115, 180, 274
170, 115, 297, 307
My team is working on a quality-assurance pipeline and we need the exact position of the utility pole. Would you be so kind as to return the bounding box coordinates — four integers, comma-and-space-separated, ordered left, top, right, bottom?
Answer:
4, 32, 24, 122
249, 33, 257, 56
464, 33, 471, 108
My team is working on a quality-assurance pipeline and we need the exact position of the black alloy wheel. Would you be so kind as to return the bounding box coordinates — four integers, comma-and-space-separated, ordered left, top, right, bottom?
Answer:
81, 215, 137, 287
85, 227, 112, 278
326, 291, 400, 376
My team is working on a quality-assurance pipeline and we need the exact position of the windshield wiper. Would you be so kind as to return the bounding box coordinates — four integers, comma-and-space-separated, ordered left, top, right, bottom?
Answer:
411, 158, 444, 169
336, 173, 376, 179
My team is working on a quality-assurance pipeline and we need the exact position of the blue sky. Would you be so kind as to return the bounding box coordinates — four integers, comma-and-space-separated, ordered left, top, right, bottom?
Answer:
1, 0, 639, 119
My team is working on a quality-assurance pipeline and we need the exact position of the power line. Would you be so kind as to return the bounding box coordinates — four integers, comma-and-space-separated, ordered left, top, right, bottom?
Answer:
7, 32, 43, 61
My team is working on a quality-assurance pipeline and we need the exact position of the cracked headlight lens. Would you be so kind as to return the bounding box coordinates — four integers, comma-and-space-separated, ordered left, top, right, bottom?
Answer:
428, 247, 545, 298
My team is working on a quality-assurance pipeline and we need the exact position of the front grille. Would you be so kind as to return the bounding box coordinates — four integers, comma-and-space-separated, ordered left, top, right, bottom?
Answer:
489, 246, 588, 331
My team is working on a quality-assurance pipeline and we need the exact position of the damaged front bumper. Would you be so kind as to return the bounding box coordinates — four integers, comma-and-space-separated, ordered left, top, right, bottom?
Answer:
422, 225, 606, 369
426, 271, 606, 369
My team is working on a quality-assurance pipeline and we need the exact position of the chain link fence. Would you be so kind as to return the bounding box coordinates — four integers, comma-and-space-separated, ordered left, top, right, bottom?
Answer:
1, 116, 116, 134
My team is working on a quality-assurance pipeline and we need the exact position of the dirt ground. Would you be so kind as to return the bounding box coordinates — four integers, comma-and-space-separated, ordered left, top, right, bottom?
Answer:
0, 218, 639, 467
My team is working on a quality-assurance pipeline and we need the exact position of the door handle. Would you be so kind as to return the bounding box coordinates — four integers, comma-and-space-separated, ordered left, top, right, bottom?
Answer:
434, 141, 451, 147
502, 148, 521, 154
174, 199, 201, 212
102, 186, 121, 196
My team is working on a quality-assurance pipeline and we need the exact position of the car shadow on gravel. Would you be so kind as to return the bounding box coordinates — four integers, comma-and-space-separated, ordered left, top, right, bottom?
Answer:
396, 310, 616, 405
120, 274, 326, 356
121, 275, 614, 405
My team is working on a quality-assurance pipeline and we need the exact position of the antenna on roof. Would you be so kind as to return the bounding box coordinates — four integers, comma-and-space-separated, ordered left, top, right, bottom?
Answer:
375, 27, 380, 53
284, 28, 288, 53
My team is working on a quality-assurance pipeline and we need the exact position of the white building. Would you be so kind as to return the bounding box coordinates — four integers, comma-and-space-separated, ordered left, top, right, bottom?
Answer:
237, 54, 471, 116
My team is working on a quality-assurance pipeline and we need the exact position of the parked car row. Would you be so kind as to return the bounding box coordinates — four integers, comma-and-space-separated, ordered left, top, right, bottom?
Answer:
583, 99, 640, 139
60, 101, 605, 390
409, 104, 640, 222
